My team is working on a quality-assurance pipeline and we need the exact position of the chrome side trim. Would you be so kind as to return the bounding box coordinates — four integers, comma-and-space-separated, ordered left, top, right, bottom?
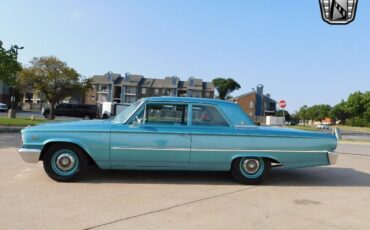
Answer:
111, 147, 328, 153
328, 152, 339, 165
191, 149, 328, 153
18, 148, 41, 163
112, 147, 189, 151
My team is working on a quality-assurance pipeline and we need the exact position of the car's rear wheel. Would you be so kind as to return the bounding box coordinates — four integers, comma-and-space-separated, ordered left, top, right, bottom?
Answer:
43, 144, 88, 182
231, 157, 271, 185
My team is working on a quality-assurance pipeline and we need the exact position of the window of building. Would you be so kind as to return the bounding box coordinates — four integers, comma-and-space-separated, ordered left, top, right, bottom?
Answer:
249, 112, 253, 117
126, 87, 136, 94
125, 96, 136, 103
154, 88, 159, 95
141, 88, 147, 94
250, 101, 254, 109
191, 90, 201, 98
142, 104, 188, 125
164, 89, 171, 96
205, 92, 210, 97
191, 105, 229, 127
98, 94, 108, 102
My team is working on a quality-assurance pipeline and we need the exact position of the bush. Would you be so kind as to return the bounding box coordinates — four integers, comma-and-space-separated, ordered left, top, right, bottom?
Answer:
347, 117, 370, 127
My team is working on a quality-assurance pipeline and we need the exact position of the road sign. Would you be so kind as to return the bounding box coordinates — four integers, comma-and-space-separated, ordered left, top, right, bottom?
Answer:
279, 100, 287, 109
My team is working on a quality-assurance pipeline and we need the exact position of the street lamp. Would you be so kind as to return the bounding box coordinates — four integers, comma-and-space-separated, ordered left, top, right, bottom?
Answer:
8, 45, 23, 119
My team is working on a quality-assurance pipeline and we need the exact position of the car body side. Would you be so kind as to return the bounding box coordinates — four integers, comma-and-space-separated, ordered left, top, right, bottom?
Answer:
20, 97, 337, 171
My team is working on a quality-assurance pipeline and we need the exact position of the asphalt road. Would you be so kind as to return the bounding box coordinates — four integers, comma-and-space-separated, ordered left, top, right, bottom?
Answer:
1, 133, 370, 230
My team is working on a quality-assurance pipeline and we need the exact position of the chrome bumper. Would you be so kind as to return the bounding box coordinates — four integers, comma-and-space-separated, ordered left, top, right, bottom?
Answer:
18, 148, 41, 163
328, 152, 339, 165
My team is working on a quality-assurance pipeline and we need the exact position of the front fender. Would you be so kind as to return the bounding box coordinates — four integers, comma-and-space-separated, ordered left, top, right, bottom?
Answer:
41, 137, 110, 169
43, 138, 90, 154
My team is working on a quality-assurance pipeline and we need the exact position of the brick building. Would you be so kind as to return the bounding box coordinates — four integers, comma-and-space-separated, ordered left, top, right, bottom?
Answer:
234, 84, 276, 121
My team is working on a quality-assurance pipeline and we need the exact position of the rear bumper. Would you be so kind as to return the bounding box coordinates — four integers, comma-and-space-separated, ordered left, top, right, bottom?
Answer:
18, 148, 41, 163
328, 152, 339, 165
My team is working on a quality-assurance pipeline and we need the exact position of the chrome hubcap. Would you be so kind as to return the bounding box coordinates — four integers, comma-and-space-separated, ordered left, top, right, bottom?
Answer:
56, 153, 76, 171
242, 159, 260, 174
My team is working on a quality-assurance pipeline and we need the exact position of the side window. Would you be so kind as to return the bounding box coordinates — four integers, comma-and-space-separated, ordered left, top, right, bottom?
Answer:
143, 104, 188, 125
191, 105, 229, 127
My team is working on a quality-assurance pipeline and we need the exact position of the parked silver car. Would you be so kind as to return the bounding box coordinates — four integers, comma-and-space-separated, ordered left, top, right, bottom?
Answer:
317, 124, 330, 130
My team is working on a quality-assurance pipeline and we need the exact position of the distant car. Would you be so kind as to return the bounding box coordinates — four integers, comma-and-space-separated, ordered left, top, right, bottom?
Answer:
0, 103, 8, 112
42, 103, 97, 119
317, 124, 330, 130
19, 97, 338, 184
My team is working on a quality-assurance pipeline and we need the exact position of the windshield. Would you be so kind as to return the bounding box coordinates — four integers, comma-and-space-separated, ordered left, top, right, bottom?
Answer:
113, 99, 143, 123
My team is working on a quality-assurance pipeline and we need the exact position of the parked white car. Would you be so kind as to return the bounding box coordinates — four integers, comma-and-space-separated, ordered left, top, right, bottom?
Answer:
317, 124, 330, 130
0, 103, 8, 112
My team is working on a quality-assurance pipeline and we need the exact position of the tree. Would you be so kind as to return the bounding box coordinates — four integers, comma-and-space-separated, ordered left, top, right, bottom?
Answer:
330, 101, 349, 123
307, 104, 331, 123
345, 91, 370, 127
363, 92, 370, 122
18, 56, 91, 119
297, 105, 308, 126
0, 41, 22, 85
276, 110, 291, 122
212, 78, 241, 100
346, 91, 365, 118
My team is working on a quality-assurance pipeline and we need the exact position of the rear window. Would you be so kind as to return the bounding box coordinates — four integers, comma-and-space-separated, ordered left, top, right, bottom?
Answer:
191, 105, 229, 127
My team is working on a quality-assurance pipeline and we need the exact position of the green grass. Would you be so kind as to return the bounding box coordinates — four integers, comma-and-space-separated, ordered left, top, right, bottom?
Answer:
333, 125, 370, 133
0, 117, 47, 126
287, 125, 319, 132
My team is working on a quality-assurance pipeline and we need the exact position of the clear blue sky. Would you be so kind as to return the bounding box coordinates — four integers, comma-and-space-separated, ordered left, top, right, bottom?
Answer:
1, 0, 369, 112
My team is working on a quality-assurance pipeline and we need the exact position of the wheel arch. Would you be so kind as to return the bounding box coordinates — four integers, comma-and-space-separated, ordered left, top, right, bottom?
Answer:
230, 153, 281, 170
40, 140, 97, 166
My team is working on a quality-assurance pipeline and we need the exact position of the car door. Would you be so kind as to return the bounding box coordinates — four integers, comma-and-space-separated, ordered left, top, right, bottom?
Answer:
189, 104, 235, 170
110, 102, 191, 169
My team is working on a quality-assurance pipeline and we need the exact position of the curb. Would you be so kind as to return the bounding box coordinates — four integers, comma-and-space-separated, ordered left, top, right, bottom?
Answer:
0, 126, 25, 133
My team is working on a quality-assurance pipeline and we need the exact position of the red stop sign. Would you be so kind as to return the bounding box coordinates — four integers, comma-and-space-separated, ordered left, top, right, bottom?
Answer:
279, 100, 287, 109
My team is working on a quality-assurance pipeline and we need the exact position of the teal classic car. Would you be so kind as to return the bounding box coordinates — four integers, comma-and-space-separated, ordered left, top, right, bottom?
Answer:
18, 97, 338, 184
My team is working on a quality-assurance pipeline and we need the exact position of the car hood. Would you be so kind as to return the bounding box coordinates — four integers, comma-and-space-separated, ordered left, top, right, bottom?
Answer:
22, 120, 114, 132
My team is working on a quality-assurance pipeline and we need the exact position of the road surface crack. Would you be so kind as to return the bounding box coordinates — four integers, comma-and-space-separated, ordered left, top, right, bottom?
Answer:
83, 186, 257, 230
337, 151, 370, 157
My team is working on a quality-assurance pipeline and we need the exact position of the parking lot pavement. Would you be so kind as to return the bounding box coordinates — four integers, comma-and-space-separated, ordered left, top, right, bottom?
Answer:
1, 133, 370, 230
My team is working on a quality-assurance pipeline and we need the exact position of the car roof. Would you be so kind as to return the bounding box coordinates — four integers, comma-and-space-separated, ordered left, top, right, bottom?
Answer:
143, 96, 234, 105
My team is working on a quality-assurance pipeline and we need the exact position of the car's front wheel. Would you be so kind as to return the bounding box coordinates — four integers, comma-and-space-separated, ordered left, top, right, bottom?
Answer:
43, 144, 88, 182
231, 157, 271, 185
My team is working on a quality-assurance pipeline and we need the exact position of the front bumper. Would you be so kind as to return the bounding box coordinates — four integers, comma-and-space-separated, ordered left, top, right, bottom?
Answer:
18, 148, 41, 163
328, 152, 339, 165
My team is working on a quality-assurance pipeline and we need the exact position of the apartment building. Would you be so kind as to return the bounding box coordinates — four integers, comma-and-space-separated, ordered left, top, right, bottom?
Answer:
86, 72, 215, 105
